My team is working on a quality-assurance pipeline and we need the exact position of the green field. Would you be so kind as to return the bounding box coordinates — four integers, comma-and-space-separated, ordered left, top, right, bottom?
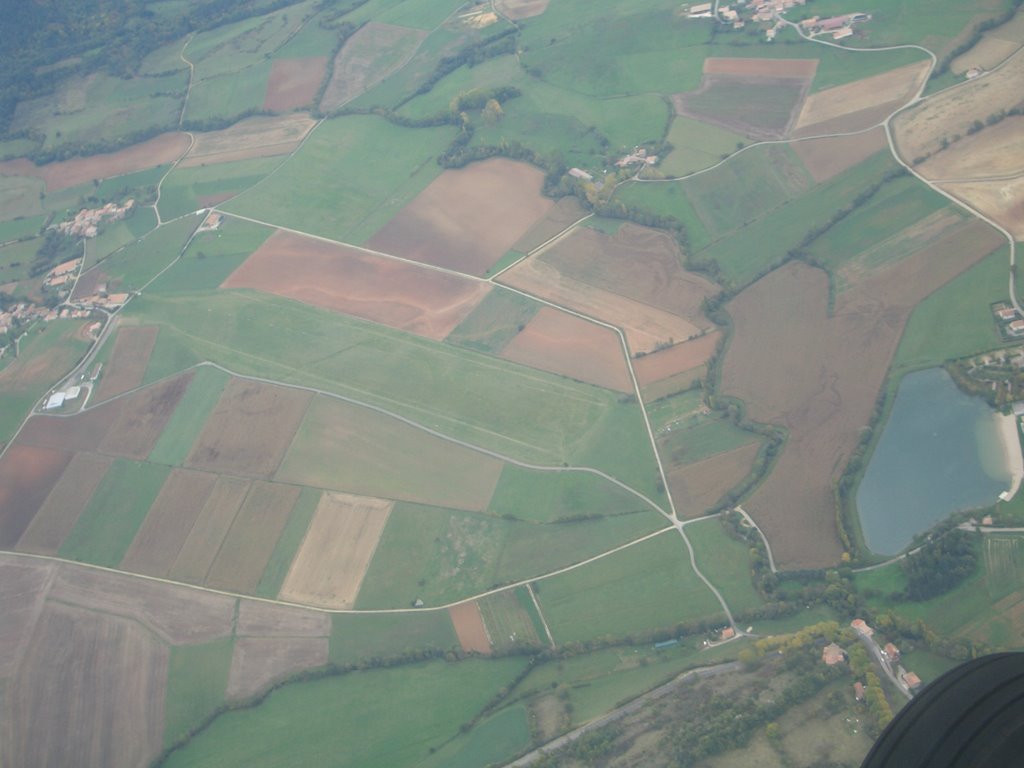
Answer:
183, 64, 273, 125
58, 459, 170, 568
162, 657, 530, 768
443, 287, 541, 355
685, 518, 763, 615
419, 704, 531, 768
356, 501, 668, 608
0, 215, 45, 245
662, 117, 746, 177
0, 237, 45, 284
536, 530, 723, 643
651, 393, 760, 467
0, 175, 45, 222
163, 637, 235, 748
328, 611, 458, 667
147, 364, 231, 465
85, 207, 160, 266
96, 213, 202, 292
254, 487, 321, 598
149, 217, 274, 293
95, 164, 172, 200
681, 81, 804, 137
157, 158, 283, 222
486, 465, 651, 523
478, 589, 544, 650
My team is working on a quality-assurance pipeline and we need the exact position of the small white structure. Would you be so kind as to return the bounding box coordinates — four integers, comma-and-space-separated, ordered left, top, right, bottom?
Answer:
45, 392, 66, 410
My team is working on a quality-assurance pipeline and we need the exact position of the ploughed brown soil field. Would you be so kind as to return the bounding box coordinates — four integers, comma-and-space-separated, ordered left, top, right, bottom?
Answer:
16, 452, 112, 555
223, 230, 491, 340
919, 116, 1024, 180
92, 325, 159, 403
180, 113, 317, 168
226, 636, 329, 701
494, 0, 549, 19
450, 600, 492, 653
499, 307, 632, 392
673, 76, 809, 139
702, 57, 818, 78
168, 476, 251, 585
0, 558, 53, 678
71, 267, 109, 301
16, 399, 120, 452
634, 332, 720, 386
0, 444, 72, 547
642, 365, 707, 402
264, 57, 328, 111
668, 442, 761, 519
721, 219, 1004, 568
940, 177, 1024, 239
0, 132, 189, 192
204, 480, 300, 594
186, 377, 311, 478
279, 491, 393, 609
366, 158, 555, 276
97, 372, 192, 459
511, 196, 588, 255
793, 128, 888, 183
236, 600, 331, 637
119, 468, 219, 577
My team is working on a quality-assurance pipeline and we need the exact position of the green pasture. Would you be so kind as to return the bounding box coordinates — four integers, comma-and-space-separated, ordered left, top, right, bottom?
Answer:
646, 388, 703, 433
58, 459, 170, 568
163, 637, 234, 748
0, 238, 45, 284
685, 517, 763, 614
486, 465, 650, 523
0, 175, 45, 221
95, 164, 171, 201
662, 117, 745, 177
396, 53, 522, 118
356, 501, 668, 608
97, 213, 201, 292
162, 657, 529, 768
0, 215, 46, 244
744, 605, 837, 636
444, 287, 541, 355
141, 327, 204, 385
254, 487, 321, 598
85, 208, 160, 266
419, 704, 531, 768
373, 0, 466, 30
657, 412, 760, 468
223, 115, 452, 243
681, 81, 803, 137
897, 649, 958, 684
0, 138, 38, 160
329, 611, 458, 667
536, 530, 723, 643
183, 64, 273, 125
147, 364, 231, 465
148, 217, 273, 293
275, 10, 340, 58
138, 38, 190, 76
158, 157, 282, 222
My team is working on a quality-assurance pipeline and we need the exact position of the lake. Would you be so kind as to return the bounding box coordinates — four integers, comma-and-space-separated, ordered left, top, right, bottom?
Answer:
857, 367, 1010, 555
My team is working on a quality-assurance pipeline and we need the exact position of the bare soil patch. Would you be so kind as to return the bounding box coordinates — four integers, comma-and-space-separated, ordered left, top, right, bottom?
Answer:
703, 58, 819, 78
668, 442, 761, 519
16, 452, 112, 555
168, 476, 250, 585
941, 177, 1024, 239
71, 267, 109, 301
120, 468, 218, 578
367, 158, 555, 276
92, 325, 159, 403
223, 230, 491, 340
0, 444, 72, 547
320, 23, 427, 112
236, 600, 331, 637
264, 57, 328, 112
512, 197, 588, 255
642, 364, 707, 402
495, 0, 549, 20
919, 116, 1024, 179
186, 377, 311, 478
0, 557, 54, 679
98, 371, 193, 460
16, 400, 120, 453
951, 35, 1021, 74
634, 332, 720, 386
205, 480, 301, 594
180, 113, 317, 168
225, 636, 329, 701
450, 600, 492, 654
279, 491, 393, 609
793, 126, 888, 182
673, 76, 809, 139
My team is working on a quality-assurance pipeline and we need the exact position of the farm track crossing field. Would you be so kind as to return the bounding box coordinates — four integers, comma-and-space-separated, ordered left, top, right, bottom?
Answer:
179, 114, 317, 168
686, 517, 763, 615
511, 196, 588, 255
167, 476, 251, 585
0, 444, 71, 547
92, 325, 159, 402
264, 57, 327, 111
667, 442, 761, 519
222, 229, 492, 340
449, 601, 492, 653
634, 332, 720, 386
792, 127, 889, 183
226, 636, 329, 701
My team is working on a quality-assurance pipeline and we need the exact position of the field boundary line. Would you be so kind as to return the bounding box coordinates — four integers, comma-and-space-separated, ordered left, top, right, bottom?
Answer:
526, 582, 556, 648
487, 212, 594, 281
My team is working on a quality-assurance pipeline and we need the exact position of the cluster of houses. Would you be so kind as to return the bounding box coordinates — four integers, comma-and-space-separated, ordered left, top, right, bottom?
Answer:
993, 302, 1024, 338
849, 619, 923, 693
615, 147, 660, 169
56, 199, 134, 239
684, 0, 872, 42
43, 257, 81, 289
798, 12, 871, 40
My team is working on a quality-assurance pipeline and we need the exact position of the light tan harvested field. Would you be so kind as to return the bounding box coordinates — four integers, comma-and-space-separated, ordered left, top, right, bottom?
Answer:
634, 332, 720, 386
499, 307, 632, 392
450, 600, 492, 654
0, 558, 54, 678
893, 51, 1024, 161
919, 116, 1024, 179
226, 636, 329, 701
642, 365, 707, 402
703, 58, 818, 78
277, 395, 504, 512
0, 444, 71, 548
97, 372, 192, 460
721, 219, 1004, 568
494, 0, 549, 19
92, 325, 159, 403
48, 561, 236, 644
168, 476, 250, 585
236, 599, 331, 637
2, 602, 167, 768
512, 196, 588, 254
204, 480, 300, 594
0, 132, 189, 192
941, 177, 1024, 239
793, 127, 889, 182
367, 158, 555, 276
186, 378, 312, 478
320, 22, 427, 112
16, 452, 112, 555
180, 113, 317, 168
951, 35, 1021, 74
668, 442, 761, 519
794, 61, 930, 136
279, 491, 393, 609
264, 57, 328, 111
222, 230, 491, 340
120, 468, 218, 577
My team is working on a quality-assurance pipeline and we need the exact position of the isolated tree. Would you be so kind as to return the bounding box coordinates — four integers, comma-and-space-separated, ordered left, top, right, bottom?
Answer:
481, 98, 503, 126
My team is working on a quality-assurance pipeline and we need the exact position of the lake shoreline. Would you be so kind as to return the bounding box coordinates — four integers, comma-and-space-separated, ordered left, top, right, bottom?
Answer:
998, 412, 1024, 501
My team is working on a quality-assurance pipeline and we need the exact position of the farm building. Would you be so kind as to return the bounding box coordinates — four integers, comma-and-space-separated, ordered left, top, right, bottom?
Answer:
569, 168, 593, 181
883, 642, 900, 662
1008, 320, 1024, 337
44, 392, 66, 410
854, 681, 865, 701
995, 305, 1017, 321
851, 618, 874, 637
822, 643, 846, 665
720, 626, 736, 640
901, 671, 923, 690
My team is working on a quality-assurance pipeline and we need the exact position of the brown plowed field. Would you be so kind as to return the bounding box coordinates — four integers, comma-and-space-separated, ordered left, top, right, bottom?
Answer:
668, 442, 760, 519
793, 127, 888, 182
279, 491, 393, 609
180, 113, 317, 168
450, 601, 492, 653
919, 117, 1024, 180
494, 0, 549, 19
674, 76, 808, 139
236, 599, 331, 637
940, 177, 1024, 239
16, 452, 112, 555
793, 100, 902, 140
204, 480, 300, 594
499, 307, 632, 392
16, 401, 119, 452
222, 230, 491, 340
0, 444, 72, 547
264, 57, 328, 112
92, 325, 159, 403
319, 23, 427, 112
168, 476, 250, 585
225, 636, 329, 701
512, 196, 588, 254
48, 561, 235, 644
97, 372, 192, 459
186, 378, 311, 478
3, 602, 167, 768
71, 267, 109, 301
0, 132, 189, 192
634, 332, 720, 386
642, 365, 707, 402
367, 158, 555, 276
119, 468, 218, 577
702, 57, 818, 78
0, 558, 54, 678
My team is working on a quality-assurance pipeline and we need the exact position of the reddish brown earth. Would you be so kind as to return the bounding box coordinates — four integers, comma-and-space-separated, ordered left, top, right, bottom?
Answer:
634, 332, 720, 386
263, 57, 328, 112
450, 601, 492, 653
97, 372, 193, 460
668, 443, 761, 519
702, 58, 819, 78
0, 444, 72, 547
793, 127, 889, 183
91, 325, 159, 403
